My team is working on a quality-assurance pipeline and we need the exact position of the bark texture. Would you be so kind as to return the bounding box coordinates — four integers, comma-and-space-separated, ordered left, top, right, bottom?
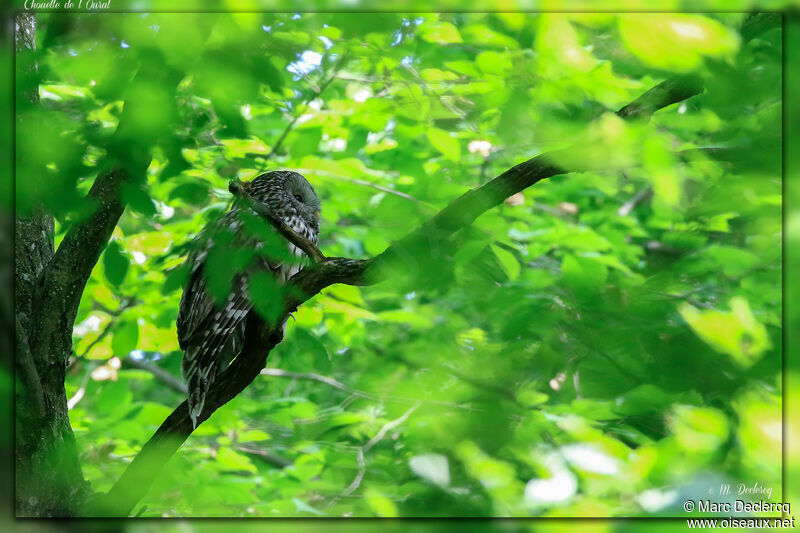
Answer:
14, 12, 90, 517
13, 13, 161, 516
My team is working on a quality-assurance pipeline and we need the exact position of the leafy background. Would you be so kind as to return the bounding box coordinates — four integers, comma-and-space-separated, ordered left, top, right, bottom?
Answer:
16, 12, 782, 518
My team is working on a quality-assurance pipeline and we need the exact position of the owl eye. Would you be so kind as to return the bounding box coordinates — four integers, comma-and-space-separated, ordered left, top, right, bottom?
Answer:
293, 194, 303, 203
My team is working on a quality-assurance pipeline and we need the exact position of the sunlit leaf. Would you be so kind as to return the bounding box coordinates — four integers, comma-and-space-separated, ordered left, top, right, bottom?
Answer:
619, 14, 740, 72
421, 21, 462, 44
426, 128, 461, 162
679, 297, 771, 367
216, 446, 257, 473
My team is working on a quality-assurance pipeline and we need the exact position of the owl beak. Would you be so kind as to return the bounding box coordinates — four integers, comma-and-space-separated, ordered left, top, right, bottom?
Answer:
314, 209, 321, 220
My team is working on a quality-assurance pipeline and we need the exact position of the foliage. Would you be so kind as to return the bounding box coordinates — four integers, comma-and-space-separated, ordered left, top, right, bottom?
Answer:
19, 12, 781, 517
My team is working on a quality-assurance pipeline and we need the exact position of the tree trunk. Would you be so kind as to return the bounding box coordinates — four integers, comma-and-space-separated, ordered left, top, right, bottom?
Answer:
14, 12, 89, 517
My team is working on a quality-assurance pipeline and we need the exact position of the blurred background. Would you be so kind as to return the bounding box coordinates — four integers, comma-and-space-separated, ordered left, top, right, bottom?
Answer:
7, 7, 791, 524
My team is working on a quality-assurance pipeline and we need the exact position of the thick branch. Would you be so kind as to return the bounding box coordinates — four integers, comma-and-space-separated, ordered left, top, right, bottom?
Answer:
15, 316, 45, 418
616, 74, 704, 120
96, 73, 702, 517
32, 52, 182, 373
15, 12, 92, 516
90, 312, 283, 516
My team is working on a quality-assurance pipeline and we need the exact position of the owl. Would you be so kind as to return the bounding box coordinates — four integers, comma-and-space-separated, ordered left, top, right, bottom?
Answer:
177, 171, 321, 428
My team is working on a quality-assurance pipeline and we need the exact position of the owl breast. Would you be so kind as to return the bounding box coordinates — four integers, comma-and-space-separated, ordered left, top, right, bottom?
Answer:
276, 212, 318, 282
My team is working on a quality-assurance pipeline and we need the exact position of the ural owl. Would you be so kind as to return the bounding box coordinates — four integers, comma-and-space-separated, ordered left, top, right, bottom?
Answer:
177, 171, 321, 427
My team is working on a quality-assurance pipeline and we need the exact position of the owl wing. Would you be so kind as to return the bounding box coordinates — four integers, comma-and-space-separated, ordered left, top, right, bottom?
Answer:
177, 207, 318, 428
179, 271, 251, 428
177, 215, 253, 427
176, 251, 215, 352
177, 230, 285, 428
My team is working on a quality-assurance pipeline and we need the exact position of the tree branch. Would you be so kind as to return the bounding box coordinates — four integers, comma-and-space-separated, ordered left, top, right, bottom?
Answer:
15, 316, 45, 418
260, 53, 349, 161
31, 47, 184, 377
90, 312, 285, 516
233, 446, 292, 469
616, 74, 704, 120
341, 402, 420, 497
295, 168, 428, 206
260, 367, 472, 410
92, 72, 703, 517
122, 356, 188, 395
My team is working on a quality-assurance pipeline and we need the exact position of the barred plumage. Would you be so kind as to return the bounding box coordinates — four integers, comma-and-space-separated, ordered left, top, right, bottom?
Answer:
177, 171, 321, 428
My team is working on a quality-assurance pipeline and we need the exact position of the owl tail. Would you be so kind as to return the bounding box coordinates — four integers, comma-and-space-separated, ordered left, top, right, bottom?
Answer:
187, 380, 207, 430
188, 393, 204, 429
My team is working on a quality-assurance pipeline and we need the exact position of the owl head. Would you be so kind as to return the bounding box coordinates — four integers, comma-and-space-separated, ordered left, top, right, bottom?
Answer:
246, 170, 321, 232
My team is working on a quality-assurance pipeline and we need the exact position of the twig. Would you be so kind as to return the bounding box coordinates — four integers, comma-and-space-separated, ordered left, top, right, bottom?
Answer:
261, 368, 374, 398
260, 368, 472, 411
656, 290, 716, 310
233, 446, 292, 469
76, 298, 136, 360
67, 361, 95, 411
68, 298, 139, 410
294, 168, 429, 206
264, 53, 349, 160
401, 63, 466, 119
228, 178, 325, 262
342, 402, 421, 497
76, 321, 113, 360
616, 74, 704, 120
618, 186, 653, 216
122, 356, 187, 395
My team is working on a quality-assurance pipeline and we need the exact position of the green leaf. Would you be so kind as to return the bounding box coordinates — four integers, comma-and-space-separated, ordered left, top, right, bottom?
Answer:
111, 319, 139, 356
454, 238, 488, 267
491, 244, 520, 281
94, 381, 133, 415
461, 24, 520, 49
287, 454, 323, 482
444, 60, 481, 77
476, 51, 512, 75
421, 22, 462, 44
536, 15, 595, 73
121, 182, 157, 216
169, 181, 211, 205
670, 405, 730, 454
426, 128, 461, 161
618, 14, 740, 72
561, 254, 608, 292
365, 487, 399, 517
679, 297, 771, 368
248, 271, 284, 326
238, 429, 271, 443
216, 446, 257, 473
103, 240, 130, 287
